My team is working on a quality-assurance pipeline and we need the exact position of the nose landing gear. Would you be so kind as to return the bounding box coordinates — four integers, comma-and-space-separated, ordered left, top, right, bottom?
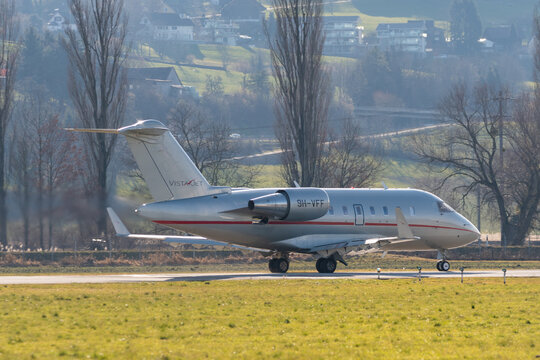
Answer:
436, 250, 450, 271
436, 260, 450, 271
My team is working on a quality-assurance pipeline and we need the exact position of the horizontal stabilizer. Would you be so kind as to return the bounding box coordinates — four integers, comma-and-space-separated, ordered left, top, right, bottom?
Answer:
65, 128, 119, 134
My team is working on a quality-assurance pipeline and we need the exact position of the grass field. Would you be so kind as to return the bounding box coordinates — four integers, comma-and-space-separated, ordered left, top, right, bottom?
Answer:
0, 278, 537, 359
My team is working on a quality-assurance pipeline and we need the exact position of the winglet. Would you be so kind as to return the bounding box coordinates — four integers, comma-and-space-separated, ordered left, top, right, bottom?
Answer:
395, 207, 414, 239
107, 207, 130, 237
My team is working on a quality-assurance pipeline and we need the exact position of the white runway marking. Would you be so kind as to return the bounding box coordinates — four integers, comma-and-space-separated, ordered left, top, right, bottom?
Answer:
0, 269, 538, 284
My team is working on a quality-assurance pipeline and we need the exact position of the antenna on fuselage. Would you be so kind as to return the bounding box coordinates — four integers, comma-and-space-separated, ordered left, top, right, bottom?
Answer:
293, 181, 301, 188
381, 181, 388, 190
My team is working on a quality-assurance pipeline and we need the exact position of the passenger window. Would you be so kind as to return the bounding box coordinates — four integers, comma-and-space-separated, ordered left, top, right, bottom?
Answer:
409, 206, 416, 216
369, 206, 375, 215
328, 206, 334, 215
342, 206, 349, 215
383, 206, 388, 216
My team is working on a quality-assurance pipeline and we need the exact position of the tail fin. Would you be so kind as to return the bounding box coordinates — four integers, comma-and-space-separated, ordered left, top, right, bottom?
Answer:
119, 120, 229, 201
70, 120, 229, 201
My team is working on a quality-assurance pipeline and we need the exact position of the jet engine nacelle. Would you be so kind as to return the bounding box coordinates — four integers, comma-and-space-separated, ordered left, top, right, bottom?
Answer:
248, 188, 330, 221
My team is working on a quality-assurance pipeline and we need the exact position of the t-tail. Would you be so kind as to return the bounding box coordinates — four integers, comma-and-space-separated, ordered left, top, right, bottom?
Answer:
68, 119, 230, 201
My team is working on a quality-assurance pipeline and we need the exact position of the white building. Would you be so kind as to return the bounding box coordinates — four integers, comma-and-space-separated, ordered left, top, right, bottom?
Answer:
323, 16, 363, 56
201, 19, 240, 45
376, 20, 446, 55
46, 9, 76, 32
139, 13, 194, 41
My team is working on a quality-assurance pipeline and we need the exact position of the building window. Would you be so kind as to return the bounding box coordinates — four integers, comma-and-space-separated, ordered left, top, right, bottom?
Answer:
383, 206, 388, 216
342, 206, 349, 215
370, 206, 375, 215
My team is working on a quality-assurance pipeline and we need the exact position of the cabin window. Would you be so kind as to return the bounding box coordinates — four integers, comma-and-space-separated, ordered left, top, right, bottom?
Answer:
328, 206, 334, 215
409, 206, 416, 216
382, 206, 388, 216
342, 206, 349, 215
437, 201, 454, 213
369, 206, 375, 215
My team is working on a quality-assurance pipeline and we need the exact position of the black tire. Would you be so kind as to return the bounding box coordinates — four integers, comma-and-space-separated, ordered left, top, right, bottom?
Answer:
436, 261, 442, 271
316, 258, 324, 273
316, 258, 337, 273
441, 260, 450, 271
268, 259, 278, 273
276, 258, 289, 273
325, 258, 337, 273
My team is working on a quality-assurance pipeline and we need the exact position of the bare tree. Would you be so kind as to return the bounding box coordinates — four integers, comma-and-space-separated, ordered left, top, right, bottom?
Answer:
167, 99, 259, 187
411, 81, 539, 245
0, 0, 19, 248
63, 0, 129, 239
16, 86, 56, 250
41, 116, 80, 250
8, 124, 32, 250
265, 0, 331, 186
318, 119, 383, 188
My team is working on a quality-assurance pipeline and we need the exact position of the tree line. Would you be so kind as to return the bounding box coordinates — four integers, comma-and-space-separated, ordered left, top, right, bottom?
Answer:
0, 0, 537, 250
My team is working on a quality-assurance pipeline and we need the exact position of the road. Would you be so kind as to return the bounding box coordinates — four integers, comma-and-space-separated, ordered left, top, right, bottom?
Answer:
230, 123, 452, 161
0, 269, 538, 284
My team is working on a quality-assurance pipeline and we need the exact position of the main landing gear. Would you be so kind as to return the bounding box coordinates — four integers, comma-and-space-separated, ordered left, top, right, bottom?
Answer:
316, 257, 337, 273
269, 257, 289, 273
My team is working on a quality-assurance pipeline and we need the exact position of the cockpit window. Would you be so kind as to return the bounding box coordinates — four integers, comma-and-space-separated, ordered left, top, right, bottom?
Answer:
437, 201, 455, 213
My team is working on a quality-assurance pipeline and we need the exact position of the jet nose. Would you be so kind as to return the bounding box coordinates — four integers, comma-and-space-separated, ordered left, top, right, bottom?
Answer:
463, 219, 481, 243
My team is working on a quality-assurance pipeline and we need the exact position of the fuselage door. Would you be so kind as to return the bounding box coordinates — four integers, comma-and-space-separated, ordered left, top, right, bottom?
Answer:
353, 204, 364, 226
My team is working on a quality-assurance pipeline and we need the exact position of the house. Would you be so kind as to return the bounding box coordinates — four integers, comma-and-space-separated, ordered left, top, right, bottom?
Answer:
376, 20, 445, 54
482, 25, 521, 52
46, 9, 76, 32
201, 19, 240, 45
139, 13, 194, 41
127, 67, 197, 98
323, 16, 363, 56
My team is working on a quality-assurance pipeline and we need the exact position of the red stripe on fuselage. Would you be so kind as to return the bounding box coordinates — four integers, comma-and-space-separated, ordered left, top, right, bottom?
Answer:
152, 220, 474, 233
364, 222, 477, 233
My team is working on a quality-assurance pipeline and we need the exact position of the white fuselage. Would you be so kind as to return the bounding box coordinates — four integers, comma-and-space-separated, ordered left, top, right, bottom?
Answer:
137, 188, 480, 253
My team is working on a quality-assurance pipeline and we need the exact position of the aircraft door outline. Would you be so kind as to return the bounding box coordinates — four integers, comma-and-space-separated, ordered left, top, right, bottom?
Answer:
353, 204, 364, 226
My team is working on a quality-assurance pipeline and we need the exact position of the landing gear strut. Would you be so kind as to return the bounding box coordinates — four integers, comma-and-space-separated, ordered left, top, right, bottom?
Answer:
316, 257, 337, 273
269, 257, 289, 273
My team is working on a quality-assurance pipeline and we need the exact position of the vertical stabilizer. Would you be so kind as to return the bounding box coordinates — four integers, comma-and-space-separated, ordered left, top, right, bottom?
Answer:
119, 120, 229, 201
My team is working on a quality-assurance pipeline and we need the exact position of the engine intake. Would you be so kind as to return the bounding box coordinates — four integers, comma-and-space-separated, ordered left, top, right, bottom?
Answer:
248, 188, 330, 221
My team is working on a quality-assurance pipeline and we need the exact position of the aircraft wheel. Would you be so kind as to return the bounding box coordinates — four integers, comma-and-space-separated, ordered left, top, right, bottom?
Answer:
276, 258, 289, 273
269, 258, 289, 273
316, 258, 324, 273
437, 260, 450, 272
268, 259, 278, 273
316, 258, 337, 273
440, 260, 450, 271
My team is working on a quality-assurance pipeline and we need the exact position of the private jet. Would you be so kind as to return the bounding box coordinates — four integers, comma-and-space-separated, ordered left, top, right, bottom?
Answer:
72, 120, 480, 273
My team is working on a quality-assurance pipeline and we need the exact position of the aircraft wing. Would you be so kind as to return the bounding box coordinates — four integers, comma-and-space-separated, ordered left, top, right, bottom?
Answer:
107, 207, 268, 252
301, 207, 420, 256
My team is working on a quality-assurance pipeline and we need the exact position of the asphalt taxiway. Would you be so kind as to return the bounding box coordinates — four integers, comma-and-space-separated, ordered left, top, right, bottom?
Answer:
0, 269, 538, 284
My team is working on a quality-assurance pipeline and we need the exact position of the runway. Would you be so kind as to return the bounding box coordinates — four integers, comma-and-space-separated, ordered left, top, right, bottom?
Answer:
0, 269, 539, 284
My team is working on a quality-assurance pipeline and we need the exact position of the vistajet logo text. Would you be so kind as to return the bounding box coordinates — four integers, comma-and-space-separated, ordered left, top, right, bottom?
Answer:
169, 179, 203, 187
